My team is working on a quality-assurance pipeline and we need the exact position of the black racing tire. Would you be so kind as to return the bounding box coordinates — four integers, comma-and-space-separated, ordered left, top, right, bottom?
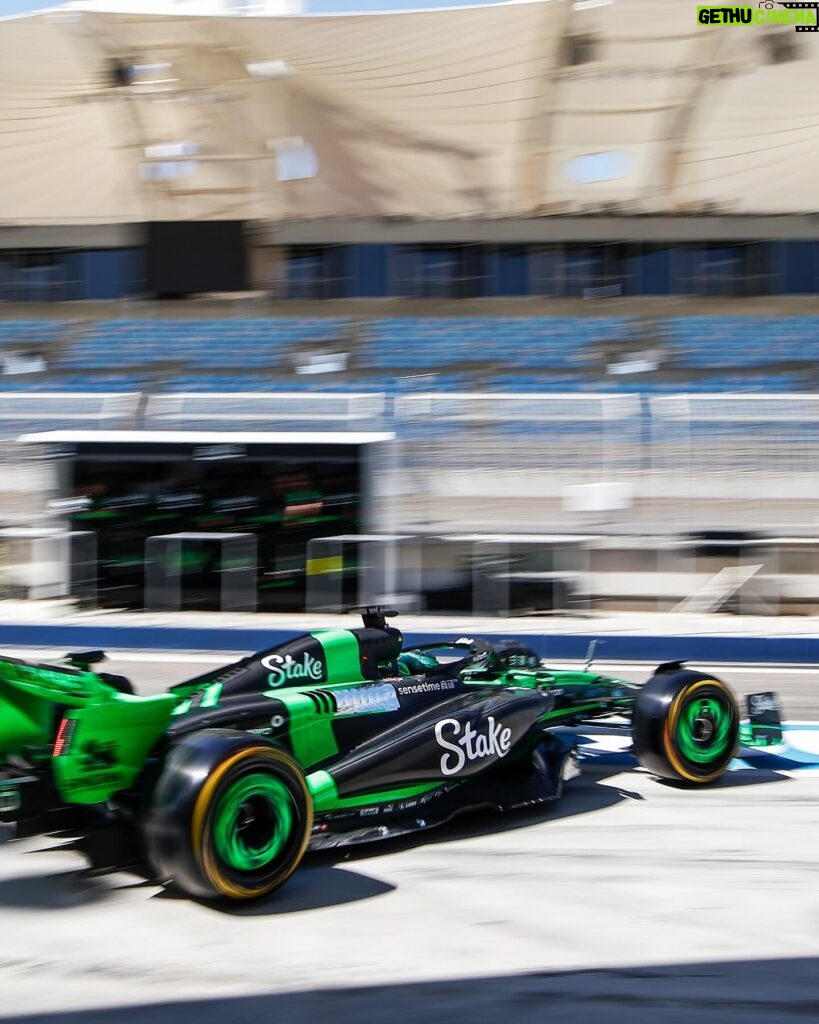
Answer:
632, 670, 739, 785
144, 730, 312, 902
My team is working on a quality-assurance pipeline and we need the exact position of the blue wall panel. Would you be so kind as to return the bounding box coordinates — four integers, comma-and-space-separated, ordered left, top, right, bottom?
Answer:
530, 248, 560, 297
563, 248, 603, 297
669, 246, 697, 295
390, 246, 421, 298
495, 248, 529, 296
3, 239, 819, 302
63, 252, 87, 301
462, 247, 485, 298
354, 245, 390, 297
484, 248, 501, 296
84, 250, 130, 300
768, 241, 786, 295
287, 251, 323, 298
640, 248, 670, 295
781, 240, 818, 294
121, 248, 144, 297
420, 249, 454, 298
339, 246, 356, 298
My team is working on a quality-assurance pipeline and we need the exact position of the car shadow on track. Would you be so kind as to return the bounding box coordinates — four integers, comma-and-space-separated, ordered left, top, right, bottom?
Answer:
0, 868, 117, 910
309, 761, 791, 870
154, 864, 396, 916
0, 861, 395, 915
0, 763, 791, 915
654, 768, 791, 790
307, 772, 632, 869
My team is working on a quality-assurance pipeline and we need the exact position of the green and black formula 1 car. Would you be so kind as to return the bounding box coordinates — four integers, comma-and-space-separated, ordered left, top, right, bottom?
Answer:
0, 609, 778, 903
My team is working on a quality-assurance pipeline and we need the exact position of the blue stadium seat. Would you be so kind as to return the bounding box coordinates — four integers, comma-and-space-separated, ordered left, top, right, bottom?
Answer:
662, 317, 819, 368
0, 315, 811, 396
60, 319, 352, 370
359, 318, 634, 371
0, 321, 64, 347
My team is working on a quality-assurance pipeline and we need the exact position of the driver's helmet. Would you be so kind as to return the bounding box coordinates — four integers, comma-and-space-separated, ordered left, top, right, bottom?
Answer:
396, 650, 440, 676
496, 640, 539, 666
475, 640, 540, 671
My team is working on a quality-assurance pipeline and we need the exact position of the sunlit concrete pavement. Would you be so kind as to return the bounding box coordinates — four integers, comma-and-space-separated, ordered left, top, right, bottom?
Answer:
1, 765, 819, 1023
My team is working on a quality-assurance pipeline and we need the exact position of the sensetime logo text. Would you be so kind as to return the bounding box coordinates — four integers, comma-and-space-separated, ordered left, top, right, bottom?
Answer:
697, 4, 818, 29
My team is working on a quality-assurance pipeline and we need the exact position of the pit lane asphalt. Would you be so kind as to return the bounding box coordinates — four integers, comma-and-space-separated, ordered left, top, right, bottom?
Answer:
1, 655, 819, 1024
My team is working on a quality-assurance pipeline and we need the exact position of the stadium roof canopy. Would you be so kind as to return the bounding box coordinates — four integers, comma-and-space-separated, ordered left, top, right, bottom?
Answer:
0, 0, 817, 223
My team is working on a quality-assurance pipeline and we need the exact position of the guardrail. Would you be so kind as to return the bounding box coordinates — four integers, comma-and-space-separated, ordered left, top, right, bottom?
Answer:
4, 391, 819, 534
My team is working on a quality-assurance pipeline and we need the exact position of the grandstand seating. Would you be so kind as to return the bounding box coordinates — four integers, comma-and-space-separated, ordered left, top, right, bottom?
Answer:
0, 321, 63, 347
58, 318, 352, 369
0, 374, 144, 391
359, 317, 634, 370
0, 315, 813, 394
156, 374, 279, 392
662, 317, 819, 368
484, 375, 590, 392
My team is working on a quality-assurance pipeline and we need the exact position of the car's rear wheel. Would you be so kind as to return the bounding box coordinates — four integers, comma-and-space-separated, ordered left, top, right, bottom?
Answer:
632, 670, 739, 784
144, 730, 312, 902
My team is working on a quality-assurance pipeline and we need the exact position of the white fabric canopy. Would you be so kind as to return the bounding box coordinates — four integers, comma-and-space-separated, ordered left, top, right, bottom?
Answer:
0, 1, 816, 222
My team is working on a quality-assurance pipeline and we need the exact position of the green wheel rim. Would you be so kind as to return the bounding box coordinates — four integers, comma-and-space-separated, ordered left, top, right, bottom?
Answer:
213, 772, 295, 873
675, 692, 734, 766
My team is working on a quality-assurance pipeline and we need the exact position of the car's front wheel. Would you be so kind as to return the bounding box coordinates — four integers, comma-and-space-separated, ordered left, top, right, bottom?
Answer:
144, 730, 312, 902
632, 670, 739, 784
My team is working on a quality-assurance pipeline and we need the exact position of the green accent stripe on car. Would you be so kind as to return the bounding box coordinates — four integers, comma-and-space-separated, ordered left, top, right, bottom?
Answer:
307, 769, 338, 809
307, 770, 440, 813
275, 692, 339, 768
199, 682, 223, 709
311, 629, 363, 684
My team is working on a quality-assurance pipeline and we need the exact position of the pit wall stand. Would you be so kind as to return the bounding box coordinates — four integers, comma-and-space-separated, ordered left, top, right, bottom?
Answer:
0, 528, 96, 603
145, 532, 257, 613
305, 534, 421, 613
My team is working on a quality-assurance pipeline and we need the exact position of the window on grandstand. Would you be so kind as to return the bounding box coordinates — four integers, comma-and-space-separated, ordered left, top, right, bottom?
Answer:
671, 242, 773, 298
563, 151, 631, 185
0, 250, 68, 303
530, 243, 633, 299
286, 246, 345, 299
268, 138, 319, 182
140, 141, 200, 182
393, 245, 484, 299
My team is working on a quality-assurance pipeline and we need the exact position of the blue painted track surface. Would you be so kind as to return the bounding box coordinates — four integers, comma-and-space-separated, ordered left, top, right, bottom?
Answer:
577, 723, 819, 774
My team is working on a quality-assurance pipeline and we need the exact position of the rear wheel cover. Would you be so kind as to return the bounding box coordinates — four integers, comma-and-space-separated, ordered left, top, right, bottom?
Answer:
212, 772, 295, 872
193, 746, 312, 900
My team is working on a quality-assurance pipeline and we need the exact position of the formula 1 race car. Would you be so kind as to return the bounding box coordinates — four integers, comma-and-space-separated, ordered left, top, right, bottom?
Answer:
0, 609, 778, 903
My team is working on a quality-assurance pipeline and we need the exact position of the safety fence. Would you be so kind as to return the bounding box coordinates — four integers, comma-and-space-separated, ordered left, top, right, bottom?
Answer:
2, 391, 818, 536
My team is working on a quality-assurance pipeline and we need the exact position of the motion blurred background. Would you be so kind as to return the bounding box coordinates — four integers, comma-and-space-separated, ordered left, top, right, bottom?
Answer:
0, 0, 817, 621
